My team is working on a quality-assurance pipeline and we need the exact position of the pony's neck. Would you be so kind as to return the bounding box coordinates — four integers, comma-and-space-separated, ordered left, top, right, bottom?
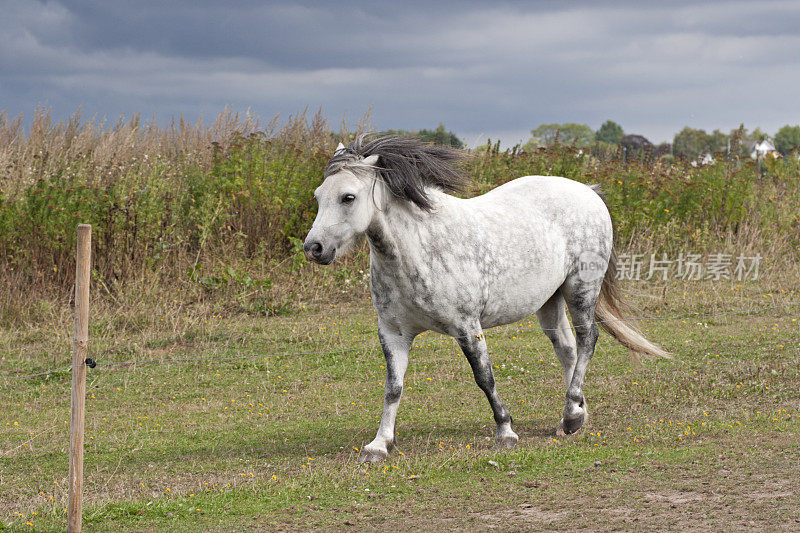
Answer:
366, 187, 450, 264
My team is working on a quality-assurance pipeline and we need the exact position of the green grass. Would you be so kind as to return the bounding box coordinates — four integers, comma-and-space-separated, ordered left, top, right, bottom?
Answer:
2, 280, 800, 531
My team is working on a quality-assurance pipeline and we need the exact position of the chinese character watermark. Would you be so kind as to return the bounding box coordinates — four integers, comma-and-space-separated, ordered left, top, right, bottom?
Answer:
614, 252, 762, 281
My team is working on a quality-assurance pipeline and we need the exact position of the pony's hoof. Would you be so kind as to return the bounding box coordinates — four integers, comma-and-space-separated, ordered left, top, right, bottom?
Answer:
494, 434, 519, 450
358, 447, 389, 463
558, 415, 585, 435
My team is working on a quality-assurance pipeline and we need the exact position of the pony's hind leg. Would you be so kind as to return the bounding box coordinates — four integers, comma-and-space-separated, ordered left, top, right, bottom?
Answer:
359, 325, 413, 463
559, 277, 602, 435
536, 290, 578, 389
454, 322, 518, 449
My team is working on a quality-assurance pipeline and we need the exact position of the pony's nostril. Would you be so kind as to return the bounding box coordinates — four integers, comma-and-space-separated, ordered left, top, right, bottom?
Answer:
305, 241, 323, 257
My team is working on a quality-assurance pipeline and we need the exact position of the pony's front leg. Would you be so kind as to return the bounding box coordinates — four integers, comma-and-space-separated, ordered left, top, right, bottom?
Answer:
455, 324, 519, 449
359, 328, 413, 463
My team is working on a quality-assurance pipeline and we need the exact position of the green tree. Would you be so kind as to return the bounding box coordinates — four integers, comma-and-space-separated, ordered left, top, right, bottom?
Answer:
707, 129, 729, 154
417, 124, 464, 148
526, 122, 594, 148
595, 120, 624, 145
673, 127, 729, 159
673, 127, 704, 159
774, 125, 800, 155
383, 124, 464, 148
673, 127, 730, 159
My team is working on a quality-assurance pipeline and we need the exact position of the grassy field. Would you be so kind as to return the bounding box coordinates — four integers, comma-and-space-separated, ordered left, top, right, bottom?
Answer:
3, 108, 799, 531
2, 275, 799, 531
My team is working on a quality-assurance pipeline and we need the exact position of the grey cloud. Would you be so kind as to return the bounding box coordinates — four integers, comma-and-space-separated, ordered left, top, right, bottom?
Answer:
1, 0, 799, 145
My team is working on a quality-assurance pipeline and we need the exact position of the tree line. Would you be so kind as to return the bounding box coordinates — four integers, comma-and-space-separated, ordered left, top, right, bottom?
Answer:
383, 120, 800, 161
521, 120, 800, 160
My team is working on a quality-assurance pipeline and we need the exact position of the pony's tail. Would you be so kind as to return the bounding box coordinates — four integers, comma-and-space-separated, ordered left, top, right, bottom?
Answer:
596, 250, 672, 361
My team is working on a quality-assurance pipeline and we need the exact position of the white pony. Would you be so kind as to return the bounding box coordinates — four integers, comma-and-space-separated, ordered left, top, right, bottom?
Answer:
304, 135, 668, 463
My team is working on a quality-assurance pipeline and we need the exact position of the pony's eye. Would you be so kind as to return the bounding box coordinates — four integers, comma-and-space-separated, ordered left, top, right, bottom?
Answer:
341, 194, 356, 204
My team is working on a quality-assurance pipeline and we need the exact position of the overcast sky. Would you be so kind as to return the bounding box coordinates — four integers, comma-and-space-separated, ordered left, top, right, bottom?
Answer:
2, 0, 799, 146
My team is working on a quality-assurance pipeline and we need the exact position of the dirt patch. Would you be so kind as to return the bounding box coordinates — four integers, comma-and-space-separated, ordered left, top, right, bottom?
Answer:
645, 489, 721, 505
479, 503, 567, 526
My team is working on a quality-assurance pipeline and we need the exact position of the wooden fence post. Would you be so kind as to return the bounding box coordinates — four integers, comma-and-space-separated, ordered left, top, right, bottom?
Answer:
68, 224, 91, 533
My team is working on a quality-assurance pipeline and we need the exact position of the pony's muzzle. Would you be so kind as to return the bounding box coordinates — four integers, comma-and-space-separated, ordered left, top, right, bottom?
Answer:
303, 239, 334, 264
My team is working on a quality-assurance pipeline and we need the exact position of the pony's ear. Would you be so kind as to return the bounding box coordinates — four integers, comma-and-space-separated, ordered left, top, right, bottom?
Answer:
334, 142, 346, 154
362, 154, 379, 166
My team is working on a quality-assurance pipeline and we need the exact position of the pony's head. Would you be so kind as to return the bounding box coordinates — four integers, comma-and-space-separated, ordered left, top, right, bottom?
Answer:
304, 134, 469, 264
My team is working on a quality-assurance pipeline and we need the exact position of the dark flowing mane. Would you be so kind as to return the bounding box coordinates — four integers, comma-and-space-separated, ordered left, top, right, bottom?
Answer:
325, 134, 470, 210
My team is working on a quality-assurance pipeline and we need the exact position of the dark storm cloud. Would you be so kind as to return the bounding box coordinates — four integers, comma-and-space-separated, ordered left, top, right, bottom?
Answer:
2, 0, 799, 146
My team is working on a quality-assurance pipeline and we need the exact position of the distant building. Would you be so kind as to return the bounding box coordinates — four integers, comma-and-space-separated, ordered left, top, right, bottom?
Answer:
697, 152, 716, 166
750, 139, 780, 159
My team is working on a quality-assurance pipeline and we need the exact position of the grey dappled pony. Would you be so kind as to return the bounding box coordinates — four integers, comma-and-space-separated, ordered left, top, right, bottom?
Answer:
304, 135, 669, 463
